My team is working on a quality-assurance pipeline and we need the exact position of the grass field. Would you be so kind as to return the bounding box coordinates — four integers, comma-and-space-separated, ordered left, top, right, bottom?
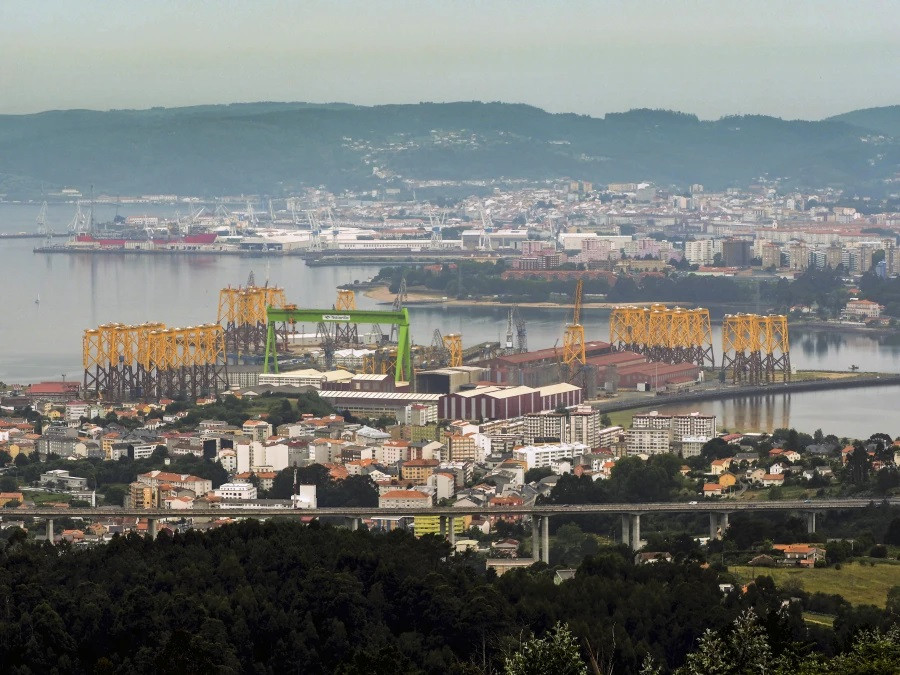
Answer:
729, 562, 900, 607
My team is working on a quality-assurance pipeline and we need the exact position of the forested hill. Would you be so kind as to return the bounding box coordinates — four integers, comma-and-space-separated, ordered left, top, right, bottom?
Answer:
827, 105, 900, 137
1, 101, 898, 198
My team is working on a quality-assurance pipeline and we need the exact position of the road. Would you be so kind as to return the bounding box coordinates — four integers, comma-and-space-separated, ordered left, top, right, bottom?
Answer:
13, 498, 898, 520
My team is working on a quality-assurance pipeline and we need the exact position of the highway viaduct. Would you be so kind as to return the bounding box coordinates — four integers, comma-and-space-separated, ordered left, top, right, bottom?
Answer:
18, 498, 898, 565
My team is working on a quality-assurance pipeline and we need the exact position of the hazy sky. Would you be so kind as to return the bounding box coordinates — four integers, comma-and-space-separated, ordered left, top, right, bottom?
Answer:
1, 0, 898, 119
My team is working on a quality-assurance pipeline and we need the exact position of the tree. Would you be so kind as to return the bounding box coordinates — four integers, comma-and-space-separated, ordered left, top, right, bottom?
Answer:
3, 499, 21, 508
524, 467, 554, 484
14, 453, 30, 467
845, 445, 871, 485
504, 622, 587, 675
677, 610, 771, 675
0, 476, 17, 492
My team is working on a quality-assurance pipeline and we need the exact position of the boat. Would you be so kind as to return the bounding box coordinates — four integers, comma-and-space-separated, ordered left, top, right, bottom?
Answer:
70, 232, 218, 247
34, 294, 40, 305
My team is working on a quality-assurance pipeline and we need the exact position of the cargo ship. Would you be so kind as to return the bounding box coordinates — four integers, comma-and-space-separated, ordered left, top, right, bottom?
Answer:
72, 232, 218, 246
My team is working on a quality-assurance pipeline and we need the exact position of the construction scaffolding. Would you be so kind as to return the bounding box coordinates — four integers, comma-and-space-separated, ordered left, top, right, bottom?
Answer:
444, 333, 463, 368
561, 279, 586, 368
83, 323, 228, 401
721, 314, 790, 384
218, 284, 288, 358
333, 289, 360, 347
610, 305, 715, 368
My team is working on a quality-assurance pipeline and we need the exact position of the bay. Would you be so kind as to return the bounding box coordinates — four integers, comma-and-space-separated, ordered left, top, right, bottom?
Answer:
1, 202, 897, 438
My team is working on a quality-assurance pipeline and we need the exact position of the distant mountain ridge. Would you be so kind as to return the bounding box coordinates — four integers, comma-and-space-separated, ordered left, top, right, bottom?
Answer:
0, 101, 898, 198
827, 105, 900, 137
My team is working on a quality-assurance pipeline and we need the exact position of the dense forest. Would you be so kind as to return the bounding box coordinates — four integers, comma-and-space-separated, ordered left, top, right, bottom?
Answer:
376, 262, 854, 310
375, 262, 756, 304
1, 102, 898, 198
0, 521, 897, 674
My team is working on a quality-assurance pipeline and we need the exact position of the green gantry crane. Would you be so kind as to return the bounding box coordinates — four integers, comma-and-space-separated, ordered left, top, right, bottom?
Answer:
263, 306, 413, 383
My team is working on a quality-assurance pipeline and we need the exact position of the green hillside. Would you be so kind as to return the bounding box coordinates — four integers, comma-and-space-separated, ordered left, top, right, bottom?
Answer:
0, 101, 898, 198
828, 105, 900, 137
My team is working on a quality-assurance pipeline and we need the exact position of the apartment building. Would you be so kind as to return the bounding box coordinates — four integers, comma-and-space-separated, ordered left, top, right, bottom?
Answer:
523, 406, 603, 448
625, 428, 672, 456
512, 443, 588, 470
684, 239, 715, 266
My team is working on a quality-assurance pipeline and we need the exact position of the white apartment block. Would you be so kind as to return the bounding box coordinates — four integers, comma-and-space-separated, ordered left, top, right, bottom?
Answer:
597, 426, 624, 448
684, 239, 715, 266
625, 428, 672, 456
633, 411, 716, 442
402, 404, 438, 426
512, 443, 589, 470
671, 412, 717, 441
631, 412, 673, 430
524, 406, 602, 448
214, 482, 258, 500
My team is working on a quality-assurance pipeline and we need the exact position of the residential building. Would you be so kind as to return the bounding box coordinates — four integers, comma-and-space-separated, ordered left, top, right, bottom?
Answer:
512, 443, 588, 470
400, 459, 440, 483
136, 470, 212, 496
39, 469, 88, 490
446, 433, 478, 462
379, 489, 433, 509
625, 428, 672, 455
684, 239, 715, 266
242, 420, 274, 442
681, 436, 709, 458
214, 483, 258, 500
843, 299, 884, 319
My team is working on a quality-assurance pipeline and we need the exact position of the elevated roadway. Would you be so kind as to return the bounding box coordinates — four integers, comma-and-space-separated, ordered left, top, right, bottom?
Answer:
17, 499, 897, 563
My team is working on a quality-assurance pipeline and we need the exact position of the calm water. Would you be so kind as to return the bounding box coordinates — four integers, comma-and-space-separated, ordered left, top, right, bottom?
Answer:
1, 202, 898, 437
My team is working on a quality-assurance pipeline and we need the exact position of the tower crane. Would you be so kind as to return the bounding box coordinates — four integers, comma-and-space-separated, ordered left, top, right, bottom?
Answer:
561, 279, 586, 368
504, 309, 515, 354
36, 201, 49, 241
513, 305, 528, 353
478, 205, 493, 252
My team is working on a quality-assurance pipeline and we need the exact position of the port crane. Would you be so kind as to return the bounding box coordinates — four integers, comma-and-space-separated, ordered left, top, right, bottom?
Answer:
513, 305, 528, 353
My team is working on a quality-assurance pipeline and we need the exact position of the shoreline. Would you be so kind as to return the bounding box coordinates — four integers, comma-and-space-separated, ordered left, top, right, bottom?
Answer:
361, 284, 673, 310
362, 285, 900, 334
589, 374, 900, 414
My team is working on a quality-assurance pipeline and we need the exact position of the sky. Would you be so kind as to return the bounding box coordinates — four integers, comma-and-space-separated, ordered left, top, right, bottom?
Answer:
1, 0, 898, 120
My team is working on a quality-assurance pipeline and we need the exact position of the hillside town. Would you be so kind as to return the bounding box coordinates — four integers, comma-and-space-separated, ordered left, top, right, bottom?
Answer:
2, 381, 898, 561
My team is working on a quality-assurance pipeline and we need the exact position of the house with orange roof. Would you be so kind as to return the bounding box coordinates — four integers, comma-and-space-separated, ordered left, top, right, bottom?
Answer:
0, 492, 24, 507
774, 543, 824, 567
710, 457, 733, 476
323, 463, 349, 481
760, 473, 784, 487
703, 483, 723, 497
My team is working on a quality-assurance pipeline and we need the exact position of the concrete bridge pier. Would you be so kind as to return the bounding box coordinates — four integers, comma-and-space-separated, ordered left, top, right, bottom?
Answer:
148, 518, 158, 540
439, 516, 446, 538
448, 516, 456, 546
620, 514, 642, 549
709, 512, 729, 540
46, 518, 54, 544
805, 511, 817, 534
541, 515, 550, 563
531, 517, 540, 562
347, 517, 360, 531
